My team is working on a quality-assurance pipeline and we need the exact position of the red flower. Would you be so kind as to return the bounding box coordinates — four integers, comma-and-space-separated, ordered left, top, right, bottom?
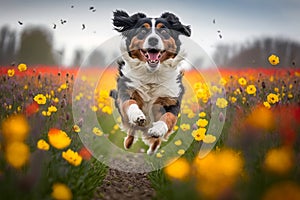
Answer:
79, 147, 92, 161
25, 101, 39, 116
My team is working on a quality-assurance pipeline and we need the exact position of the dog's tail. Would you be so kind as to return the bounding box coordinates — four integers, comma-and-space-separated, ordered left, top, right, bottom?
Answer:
109, 89, 118, 100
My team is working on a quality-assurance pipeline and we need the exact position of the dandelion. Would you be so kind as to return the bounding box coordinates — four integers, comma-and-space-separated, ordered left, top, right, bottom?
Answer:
267, 93, 279, 104
7, 69, 15, 77
72, 125, 81, 133
48, 128, 71, 149
246, 85, 256, 95
62, 149, 83, 166
17, 63, 27, 72
264, 146, 294, 175
93, 127, 103, 136
180, 124, 190, 131
34, 94, 47, 105
238, 77, 247, 86
174, 139, 182, 146
268, 54, 280, 65
203, 134, 216, 143
192, 128, 206, 141
164, 158, 190, 181
177, 149, 185, 155
51, 183, 73, 200
37, 139, 50, 151
2, 114, 30, 142
216, 98, 228, 109
196, 119, 208, 127
5, 141, 30, 169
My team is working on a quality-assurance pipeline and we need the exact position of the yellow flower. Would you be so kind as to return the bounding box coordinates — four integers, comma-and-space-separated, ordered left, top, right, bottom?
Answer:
156, 152, 163, 158
219, 77, 227, 86
174, 140, 182, 146
246, 85, 257, 95
164, 158, 190, 181
268, 54, 280, 65
262, 181, 300, 200
216, 98, 228, 108
51, 183, 73, 200
102, 105, 112, 114
263, 101, 271, 109
72, 125, 81, 133
62, 149, 83, 166
173, 125, 179, 131
238, 77, 247, 86
267, 93, 279, 104
34, 94, 47, 105
230, 97, 237, 103
17, 63, 27, 72
48, 105, 57, 113
5, 142, 30, 169
37, 139, 50, 151
113, 124, 119, 130
91, 105, 98, 112
60, 83, 68, 90
203, 134, 216, 143
1, 114, 30, 142
93, 127, 103, 136
288, 93, 293, 99
180, 124, 190, 131
264, 146, 294, 175
177, 149, 185, 155
198, 112, 206, 118
193, 149, 243, 199
48, 128, 71, 149
192, 128, 206, 141
7, 69, 15, 77
52, 97, 59, 103
196, 119, 208, 127
274, 87, 279, 93
24, 84, 28, 90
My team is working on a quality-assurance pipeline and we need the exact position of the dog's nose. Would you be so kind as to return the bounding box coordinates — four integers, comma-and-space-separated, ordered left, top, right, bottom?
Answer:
148, 37, 159, 46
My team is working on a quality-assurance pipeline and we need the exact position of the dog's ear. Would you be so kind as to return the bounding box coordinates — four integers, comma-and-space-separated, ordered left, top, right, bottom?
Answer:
113, 10, 147, 33
160, 12, 191, 37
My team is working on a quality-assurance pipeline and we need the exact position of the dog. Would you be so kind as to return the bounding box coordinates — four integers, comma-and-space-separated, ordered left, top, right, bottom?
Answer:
110, 10, 191, 155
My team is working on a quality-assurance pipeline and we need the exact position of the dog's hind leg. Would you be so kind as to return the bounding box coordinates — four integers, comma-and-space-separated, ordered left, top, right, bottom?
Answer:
124, 127, 137, 150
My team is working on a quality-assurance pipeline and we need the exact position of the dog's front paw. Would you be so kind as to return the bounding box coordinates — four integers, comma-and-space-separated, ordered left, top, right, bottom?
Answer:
148, 121, 168, 138
127, 104, 146, 126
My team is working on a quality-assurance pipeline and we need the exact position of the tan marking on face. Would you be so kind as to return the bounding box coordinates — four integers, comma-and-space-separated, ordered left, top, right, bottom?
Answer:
156, 23, 164, 29
128, 36, 146, 61
160, 37, 177, 62
143, 23, 151, 29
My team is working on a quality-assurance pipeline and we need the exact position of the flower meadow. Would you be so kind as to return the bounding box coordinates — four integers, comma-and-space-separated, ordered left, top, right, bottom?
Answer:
0, 60, 300, 199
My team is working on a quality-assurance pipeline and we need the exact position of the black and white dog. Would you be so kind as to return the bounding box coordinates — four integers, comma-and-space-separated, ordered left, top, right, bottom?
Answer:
110, 10, 191, 155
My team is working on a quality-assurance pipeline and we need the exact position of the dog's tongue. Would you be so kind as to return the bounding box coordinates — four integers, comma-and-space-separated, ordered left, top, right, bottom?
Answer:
148, 52, 160, 61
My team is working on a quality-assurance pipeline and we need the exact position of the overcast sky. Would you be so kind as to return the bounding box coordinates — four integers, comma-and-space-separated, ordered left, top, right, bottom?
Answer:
1, 0, 300, 66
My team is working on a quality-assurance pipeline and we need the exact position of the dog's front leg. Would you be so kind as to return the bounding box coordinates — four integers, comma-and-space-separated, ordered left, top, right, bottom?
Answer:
148, 112, 177, 139
122, 99, 146, 126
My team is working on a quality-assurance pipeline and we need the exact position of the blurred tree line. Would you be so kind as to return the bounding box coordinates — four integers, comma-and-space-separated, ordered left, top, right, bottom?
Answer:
213, 38, 300, 68
0, 25, 107, 67
1, 25, 299, 67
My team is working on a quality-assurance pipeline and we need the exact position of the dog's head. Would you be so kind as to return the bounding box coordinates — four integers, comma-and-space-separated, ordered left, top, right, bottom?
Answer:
113, 10, 191, 72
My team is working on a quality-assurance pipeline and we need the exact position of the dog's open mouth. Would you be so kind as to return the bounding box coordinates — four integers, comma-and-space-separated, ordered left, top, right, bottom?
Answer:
140, 49, 166, 68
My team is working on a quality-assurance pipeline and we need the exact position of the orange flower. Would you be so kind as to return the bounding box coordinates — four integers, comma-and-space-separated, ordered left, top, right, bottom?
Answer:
25, 101, 39, 116
48, 128, 71, 149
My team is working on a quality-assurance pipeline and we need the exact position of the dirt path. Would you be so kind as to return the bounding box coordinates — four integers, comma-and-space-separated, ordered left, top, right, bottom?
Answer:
93, 155, 156, 200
